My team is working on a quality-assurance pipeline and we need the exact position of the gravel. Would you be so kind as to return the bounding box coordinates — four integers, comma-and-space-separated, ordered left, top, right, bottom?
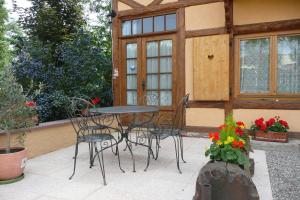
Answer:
253, 139, 300, 200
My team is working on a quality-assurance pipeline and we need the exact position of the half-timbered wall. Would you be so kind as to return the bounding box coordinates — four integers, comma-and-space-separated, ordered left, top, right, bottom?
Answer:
113, 0, 300, 134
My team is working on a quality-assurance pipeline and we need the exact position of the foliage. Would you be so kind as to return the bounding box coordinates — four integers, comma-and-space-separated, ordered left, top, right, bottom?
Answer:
20, 0, 85, 45
13, 29, 112, 122
0, 0, 10, 69
205, 115, 250, 167
250, 116, 289, 133
0, 66, 38, 152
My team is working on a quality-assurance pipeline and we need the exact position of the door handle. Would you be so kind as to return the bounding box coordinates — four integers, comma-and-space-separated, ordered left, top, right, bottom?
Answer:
142, 80, 146, 91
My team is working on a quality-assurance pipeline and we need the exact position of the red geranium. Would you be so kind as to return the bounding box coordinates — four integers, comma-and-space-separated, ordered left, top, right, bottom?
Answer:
218, 124, 226, 130
266, 118, 275, 127
236, 121, 245, 127
255, 117, 264, 127
279, 120, 289, 128
25, 101, 36, 108
91, 97, 101, 105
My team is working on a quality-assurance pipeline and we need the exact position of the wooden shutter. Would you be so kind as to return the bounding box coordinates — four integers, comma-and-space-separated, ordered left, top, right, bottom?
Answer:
193, 34, 229, 101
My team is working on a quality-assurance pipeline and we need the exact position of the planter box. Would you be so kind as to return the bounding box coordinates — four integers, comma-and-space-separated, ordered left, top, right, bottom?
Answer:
253, 131, 288, 143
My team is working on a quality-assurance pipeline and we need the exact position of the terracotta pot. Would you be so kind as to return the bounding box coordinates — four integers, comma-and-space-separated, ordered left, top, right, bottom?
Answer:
253, 131, 288, 143
0, 147, 27, 180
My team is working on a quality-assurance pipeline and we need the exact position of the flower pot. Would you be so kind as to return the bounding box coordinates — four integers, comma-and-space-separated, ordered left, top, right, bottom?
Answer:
0, 147, 27, 181
253, 131, 288, 143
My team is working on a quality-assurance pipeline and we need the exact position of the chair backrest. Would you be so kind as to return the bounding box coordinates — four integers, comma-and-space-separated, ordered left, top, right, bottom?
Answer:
67, 97, 95, 137
171, 94, 189, 131
139, 93, 159, 106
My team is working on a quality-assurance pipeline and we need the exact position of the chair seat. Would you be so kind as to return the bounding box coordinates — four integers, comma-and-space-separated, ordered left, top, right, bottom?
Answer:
78, 134, 114, 142
81, 124, 108, 131
149, 128, 180, 140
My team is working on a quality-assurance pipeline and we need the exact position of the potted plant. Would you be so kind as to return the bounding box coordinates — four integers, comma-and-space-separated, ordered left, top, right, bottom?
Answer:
205, 115, 250, 168
250, 116, 289, 143
0, 67, 39, 184
193, 115, 259, 200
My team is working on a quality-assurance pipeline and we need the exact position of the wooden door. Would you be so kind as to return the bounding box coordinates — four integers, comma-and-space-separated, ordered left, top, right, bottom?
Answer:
120, 35, 177, 110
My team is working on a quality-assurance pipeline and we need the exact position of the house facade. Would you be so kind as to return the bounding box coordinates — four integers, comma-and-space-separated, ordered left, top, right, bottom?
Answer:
111, 0, 300, 136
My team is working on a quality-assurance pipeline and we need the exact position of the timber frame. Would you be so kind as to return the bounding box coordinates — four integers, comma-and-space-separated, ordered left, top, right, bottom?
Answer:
112, 0, 300, 131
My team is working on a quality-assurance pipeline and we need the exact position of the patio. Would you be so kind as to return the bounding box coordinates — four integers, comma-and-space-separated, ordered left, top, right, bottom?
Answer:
0, 136, 273, 200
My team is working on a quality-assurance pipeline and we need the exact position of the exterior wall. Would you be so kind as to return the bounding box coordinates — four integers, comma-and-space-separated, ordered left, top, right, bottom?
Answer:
161, 0, 177, 4
0, 120, 76, 158
118, 2, 132, 11
233, 0, 300, 25
135, 0, 153, 6
185, 2, 225, 30
186, 108, 224, 127
185, 38, 194, 100
233, 109, 300, 132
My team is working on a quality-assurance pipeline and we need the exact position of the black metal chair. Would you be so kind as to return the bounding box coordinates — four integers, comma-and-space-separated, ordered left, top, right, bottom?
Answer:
67, 97, 124, 185
144, 94, 189, 173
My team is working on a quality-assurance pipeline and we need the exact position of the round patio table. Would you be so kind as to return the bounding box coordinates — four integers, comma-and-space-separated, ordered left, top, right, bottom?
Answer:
89, 106, 159, 172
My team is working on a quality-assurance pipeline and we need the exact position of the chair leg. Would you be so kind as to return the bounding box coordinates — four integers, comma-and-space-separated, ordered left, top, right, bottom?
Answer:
153, 135, 160, 160
179, 135, 186, 163
110, 139, 117, 156
89, 142, 95, 168
69, 142, 79, 180
113, 139, 125, 173
172, 136, 182, 174
125, 139, 136, 172
144, 135, 153, 172
94, 142, 107, 185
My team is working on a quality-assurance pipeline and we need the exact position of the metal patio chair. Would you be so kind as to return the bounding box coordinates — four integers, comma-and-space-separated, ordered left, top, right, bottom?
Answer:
144, 94, 189, 173
67, 97, 124, 185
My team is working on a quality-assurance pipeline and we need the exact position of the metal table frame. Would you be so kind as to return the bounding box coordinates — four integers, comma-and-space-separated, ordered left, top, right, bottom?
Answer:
90, 106, 159, 172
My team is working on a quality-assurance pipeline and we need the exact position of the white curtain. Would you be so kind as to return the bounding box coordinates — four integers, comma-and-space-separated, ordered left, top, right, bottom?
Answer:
240, 38, 270, 93
277, 35, 300, 94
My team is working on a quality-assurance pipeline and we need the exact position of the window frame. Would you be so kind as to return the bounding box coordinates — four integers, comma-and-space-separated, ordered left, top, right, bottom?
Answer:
120, 12, 177, 38
234, 30, 300, 100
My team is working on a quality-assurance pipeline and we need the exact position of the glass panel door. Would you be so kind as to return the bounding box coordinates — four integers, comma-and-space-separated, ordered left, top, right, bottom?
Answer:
126, 43, 138, 105
145, 39, 173, 106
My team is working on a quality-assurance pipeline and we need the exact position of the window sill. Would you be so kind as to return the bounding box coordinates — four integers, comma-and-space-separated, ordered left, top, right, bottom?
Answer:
233, 99, 300, 110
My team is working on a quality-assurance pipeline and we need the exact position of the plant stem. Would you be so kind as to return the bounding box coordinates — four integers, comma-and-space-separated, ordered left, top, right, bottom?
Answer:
5, 131, 11, 153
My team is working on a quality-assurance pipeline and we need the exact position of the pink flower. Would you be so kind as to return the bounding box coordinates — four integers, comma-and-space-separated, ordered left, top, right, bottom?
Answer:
25, 101, 36, 108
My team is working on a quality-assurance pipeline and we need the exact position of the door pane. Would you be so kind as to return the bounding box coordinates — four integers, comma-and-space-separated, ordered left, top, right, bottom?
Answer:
127, 91, 137, 105
160, 74, 172, 89
240, 38, 270, 93
154, 16, 164, 32
147, 58, 158, 73
122, 21, 131, 36
166, 14, 176, 30
160, 57, 172, 72
143, 17, 153, 33
127, 43, 137, 58
146, 75, 158, 89
146, 91, 159, 105
132, 19, 142, 35
147, 42, 158, 57
160, 91, 172, 106
277, 35, 300, 94
127, 75, 137, 89
160, 40, 172, 56
127, 59, 137, 74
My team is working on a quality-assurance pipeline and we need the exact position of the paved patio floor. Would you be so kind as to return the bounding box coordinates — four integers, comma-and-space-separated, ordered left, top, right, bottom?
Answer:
0, 137, 272, 200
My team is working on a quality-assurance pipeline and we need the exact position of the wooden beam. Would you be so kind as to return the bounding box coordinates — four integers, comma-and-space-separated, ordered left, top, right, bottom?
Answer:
185, 27, 226, 38
119, 0, 145, 9
188, 101, 225, 108
112, 0, 121, 106
234, 19, 300, 35
233, 100, 300, 110
148, 0, 164, 7
118, 0, 224, 18
223, 0, 233, 34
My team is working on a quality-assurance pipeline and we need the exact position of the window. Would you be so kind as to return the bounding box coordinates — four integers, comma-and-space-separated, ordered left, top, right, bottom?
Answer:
126, 43, 138, 105
237, 33, 300, 97
122, 13, 176, 36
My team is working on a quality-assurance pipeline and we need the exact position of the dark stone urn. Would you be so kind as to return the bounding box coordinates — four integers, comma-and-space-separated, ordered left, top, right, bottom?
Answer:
193, 161, 259, 200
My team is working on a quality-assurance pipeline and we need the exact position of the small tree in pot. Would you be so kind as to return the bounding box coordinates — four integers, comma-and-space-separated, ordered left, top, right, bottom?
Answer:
0, 66, 39, 183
